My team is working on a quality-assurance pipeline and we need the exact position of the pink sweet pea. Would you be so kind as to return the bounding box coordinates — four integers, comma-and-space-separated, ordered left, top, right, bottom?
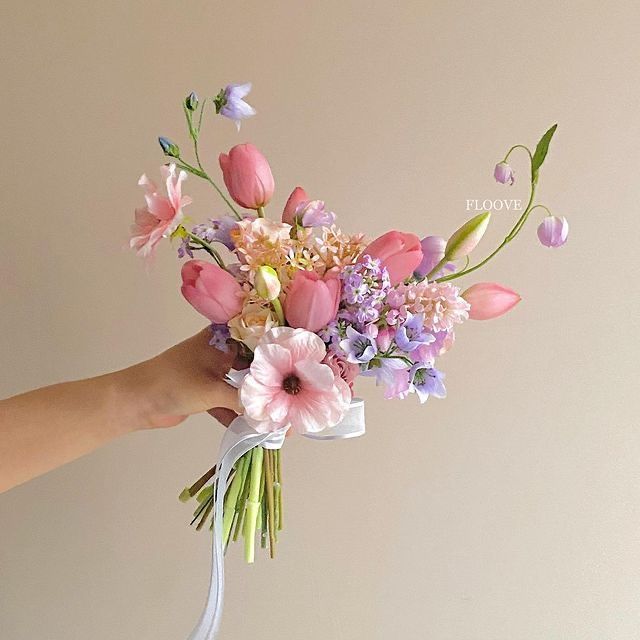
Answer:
240, 327, 351, 433
462, 282, 521, 320
282, 187, 308, 224
362, 230, 423, 285
219, 144, 274, 210
130, 164, 192, 258
180, 260, 243, 323
284, 270, 341, 332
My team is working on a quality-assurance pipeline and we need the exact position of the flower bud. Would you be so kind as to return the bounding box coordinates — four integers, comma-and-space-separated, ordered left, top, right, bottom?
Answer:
537, 215, 569, 248
158, 136, 180, 158
255, 265, 281, 301
185, 91, 199, 112
494, 161, 515, 185
462, 282, 521, 320
219, 143, 274, 209
445, 212, 491, 260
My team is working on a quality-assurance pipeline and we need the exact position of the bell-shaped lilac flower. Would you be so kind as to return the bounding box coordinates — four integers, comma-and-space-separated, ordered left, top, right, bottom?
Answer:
409, 364, 446, 403
395, 312, 435, 353
494, 161, 515, 185
339, 326, 377, 364
537, 215, 569, 248
217, 82, 256, 131
296, 200, 336, 227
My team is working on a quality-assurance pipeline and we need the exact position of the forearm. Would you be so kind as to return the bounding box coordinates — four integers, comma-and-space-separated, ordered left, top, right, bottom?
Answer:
0, 367, 148, 493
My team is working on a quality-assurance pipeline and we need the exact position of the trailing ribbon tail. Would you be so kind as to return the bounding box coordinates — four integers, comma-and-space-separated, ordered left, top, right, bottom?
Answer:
187, 399, 365, 640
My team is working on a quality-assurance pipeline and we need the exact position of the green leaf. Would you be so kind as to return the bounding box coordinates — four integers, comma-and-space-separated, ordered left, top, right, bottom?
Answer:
531, 123, 558, 182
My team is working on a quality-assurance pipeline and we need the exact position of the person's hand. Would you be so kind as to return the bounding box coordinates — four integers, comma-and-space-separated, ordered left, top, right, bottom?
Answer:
119, 328, 246, 430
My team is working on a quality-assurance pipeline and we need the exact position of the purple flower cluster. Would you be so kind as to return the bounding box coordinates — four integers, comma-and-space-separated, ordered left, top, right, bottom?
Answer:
323, 256, 448, 404
209, 323, 231, 353
339, 256, 391, 328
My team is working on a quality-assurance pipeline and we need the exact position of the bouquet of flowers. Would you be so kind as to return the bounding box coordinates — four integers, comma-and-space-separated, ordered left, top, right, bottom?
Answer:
130, 82, 567, 639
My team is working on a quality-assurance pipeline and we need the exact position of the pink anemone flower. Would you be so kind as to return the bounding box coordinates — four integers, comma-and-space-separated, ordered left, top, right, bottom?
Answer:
130, 164, 192, 258
240, 327, 351, 434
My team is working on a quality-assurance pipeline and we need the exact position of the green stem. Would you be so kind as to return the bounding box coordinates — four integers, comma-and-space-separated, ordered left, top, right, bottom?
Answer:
185, 231, 225, 269
503, 144, 533, 164
424, 257, 448, 282
437, 169, 537, 283
243, 447, 264, 563
257, 206, 265, 218
271, 298, 286, 325
264, 449, 277, 558
222, 456, 247, 547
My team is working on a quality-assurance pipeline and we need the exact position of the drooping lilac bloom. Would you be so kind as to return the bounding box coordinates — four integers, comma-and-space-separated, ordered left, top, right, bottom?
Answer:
409, 364, 446, 403
537, 215, 569, 248
395, 312, 436, 353
218, 83, 256, 130
339, 326, 377, 364
209, 323, 231, 353
494, 161, 515, 185
296, 200, 336, 227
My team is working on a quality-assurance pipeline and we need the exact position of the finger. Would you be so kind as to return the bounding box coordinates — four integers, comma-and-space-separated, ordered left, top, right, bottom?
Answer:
207, 407, 238, 428
211, 378, 243, 413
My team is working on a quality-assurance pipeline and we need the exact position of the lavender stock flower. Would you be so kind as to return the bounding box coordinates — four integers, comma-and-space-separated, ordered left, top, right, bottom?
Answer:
192, 216, 239, 250
209, 324, 231, 353
216, 83, 256, 130
297, 200, 336, 227
339, 256, 391, 328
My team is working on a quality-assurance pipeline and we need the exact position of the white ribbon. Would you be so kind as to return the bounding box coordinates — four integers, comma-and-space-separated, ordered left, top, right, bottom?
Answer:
187, 398, 366, 640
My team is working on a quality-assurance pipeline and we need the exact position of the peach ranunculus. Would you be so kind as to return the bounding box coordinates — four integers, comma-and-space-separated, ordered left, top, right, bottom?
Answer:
283, 270, 341, 333
240, 327, 351, 434
228, 301, 278, 351
130, 164, 192, 258
180, 260, 243, 324
361, 230, 423, 285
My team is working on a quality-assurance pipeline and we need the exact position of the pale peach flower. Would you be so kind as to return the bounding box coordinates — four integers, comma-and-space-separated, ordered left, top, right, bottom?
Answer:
228, 300, 278, 350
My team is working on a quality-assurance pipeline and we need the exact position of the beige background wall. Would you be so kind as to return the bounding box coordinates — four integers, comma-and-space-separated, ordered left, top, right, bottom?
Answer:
1, 1, 639, 639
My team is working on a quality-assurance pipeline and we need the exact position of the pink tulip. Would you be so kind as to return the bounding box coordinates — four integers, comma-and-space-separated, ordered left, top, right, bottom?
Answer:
181, 260, 243, 323
282, 186, 308, 224
462, 282, 521, 320
362, 231, 423, 285
284, 270, 340, 332
219, 143, 275, 210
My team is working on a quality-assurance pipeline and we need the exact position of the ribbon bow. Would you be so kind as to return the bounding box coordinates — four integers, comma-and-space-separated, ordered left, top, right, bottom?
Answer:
187, 398, 366, 640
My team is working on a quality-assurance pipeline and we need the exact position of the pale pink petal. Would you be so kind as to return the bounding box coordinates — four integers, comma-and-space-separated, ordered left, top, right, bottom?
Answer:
240, 374, 275, 421
266, 391, 292, 423
282, 329, 326, 363
294, 359, 334, 391
251, 344, 292, 384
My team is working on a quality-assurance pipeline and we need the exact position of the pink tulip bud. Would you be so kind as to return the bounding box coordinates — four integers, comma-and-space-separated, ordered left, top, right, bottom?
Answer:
445, 212, 491, 260
181, 260, 243, 323
462, 282, 521, 320
284, 270, 341, 333
254, 265, 281, 301
282, 186, 308, 224
362, 230, 423, 286
219, 143, 275, 210
537, 215, 569, 248
494, 161, 515, 185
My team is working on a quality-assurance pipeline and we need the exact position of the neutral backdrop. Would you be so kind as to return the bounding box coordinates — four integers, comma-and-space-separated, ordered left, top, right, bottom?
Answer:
1, 2, 639, 639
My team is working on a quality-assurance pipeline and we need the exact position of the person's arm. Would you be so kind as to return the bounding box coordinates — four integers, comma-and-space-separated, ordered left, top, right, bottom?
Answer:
0, 329, 241, 493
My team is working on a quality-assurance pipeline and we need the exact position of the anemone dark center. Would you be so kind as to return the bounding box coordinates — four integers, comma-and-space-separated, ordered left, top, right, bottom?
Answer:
282, 374, 302, 395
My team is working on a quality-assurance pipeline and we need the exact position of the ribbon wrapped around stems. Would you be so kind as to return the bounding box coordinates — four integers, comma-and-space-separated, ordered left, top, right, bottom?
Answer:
187, 398, 365, 640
